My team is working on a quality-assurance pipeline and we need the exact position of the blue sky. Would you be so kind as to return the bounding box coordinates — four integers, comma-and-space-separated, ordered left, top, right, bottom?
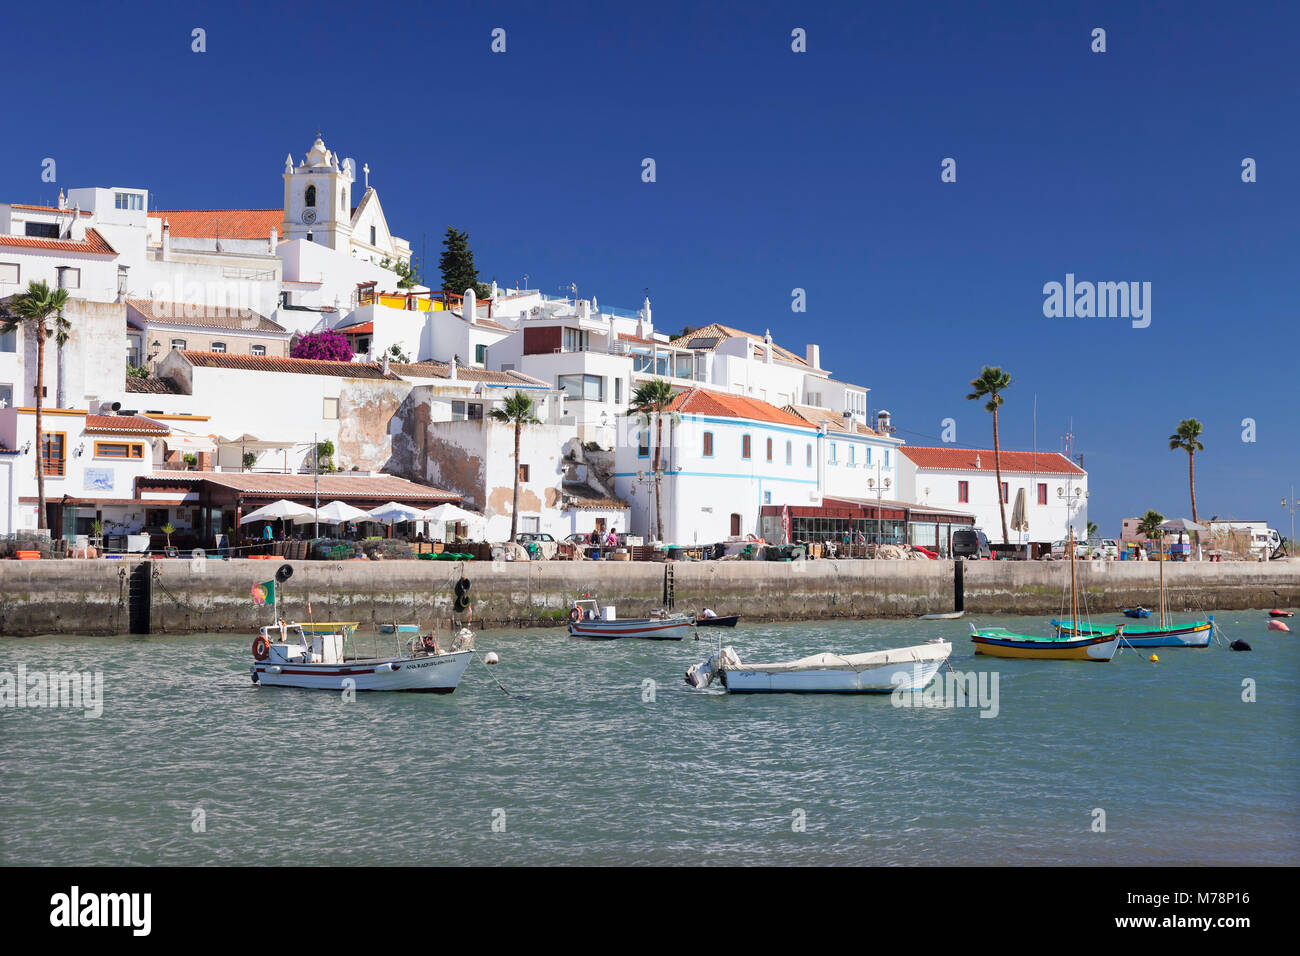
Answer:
6, 0, 1297, 533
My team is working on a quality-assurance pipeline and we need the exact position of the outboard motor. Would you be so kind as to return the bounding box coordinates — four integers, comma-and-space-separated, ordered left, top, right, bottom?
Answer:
685, 647, 740, 688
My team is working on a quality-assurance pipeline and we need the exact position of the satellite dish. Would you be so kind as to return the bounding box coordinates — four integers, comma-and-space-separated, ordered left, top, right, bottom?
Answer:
275, 564, 294, 583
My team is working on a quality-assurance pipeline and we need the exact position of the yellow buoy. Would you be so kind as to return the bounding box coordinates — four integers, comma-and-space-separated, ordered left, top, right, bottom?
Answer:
1149, 654, 1159, 663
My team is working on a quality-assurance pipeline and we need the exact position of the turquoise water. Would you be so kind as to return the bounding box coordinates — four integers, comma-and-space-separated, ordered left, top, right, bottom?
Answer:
2, 611, 1296, 865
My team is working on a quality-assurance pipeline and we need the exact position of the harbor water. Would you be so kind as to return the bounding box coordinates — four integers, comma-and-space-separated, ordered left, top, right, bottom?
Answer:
2, 611, 1296, 865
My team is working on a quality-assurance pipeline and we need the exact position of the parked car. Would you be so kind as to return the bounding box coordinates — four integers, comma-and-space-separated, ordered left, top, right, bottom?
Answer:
1085, 537, 1120, 559
515, 532, 558, 559
952, 529, 992, 560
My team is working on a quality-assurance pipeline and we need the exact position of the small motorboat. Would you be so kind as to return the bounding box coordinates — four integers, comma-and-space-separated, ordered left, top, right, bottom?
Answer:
686, 640, 952, 693
1267, 620, 1291, 633
378, 623, 421, 635
693, 613, 739, 628
919, 610, 964, 620
568, 598, 692, 640
251, 621, 474, 692
1268, 609, 1294, 618
1123, 606, 1152, 619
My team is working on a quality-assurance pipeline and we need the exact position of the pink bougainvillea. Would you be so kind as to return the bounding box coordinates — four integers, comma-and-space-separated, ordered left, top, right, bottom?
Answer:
290, 330, 354, 362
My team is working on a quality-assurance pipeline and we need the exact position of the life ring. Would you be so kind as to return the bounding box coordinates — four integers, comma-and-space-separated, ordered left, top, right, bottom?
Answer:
252, 635, 271, 661
569, 606, 581, 623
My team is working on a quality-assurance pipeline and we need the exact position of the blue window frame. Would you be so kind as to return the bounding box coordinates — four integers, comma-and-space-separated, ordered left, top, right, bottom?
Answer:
829, 442, 838, 465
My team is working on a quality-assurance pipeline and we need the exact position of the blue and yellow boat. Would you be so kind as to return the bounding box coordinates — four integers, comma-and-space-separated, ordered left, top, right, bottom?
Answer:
970, 624, 1121, 661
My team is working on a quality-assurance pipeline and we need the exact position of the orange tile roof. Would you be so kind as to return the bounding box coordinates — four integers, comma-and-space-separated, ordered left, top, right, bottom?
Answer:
149, 209, 282, 239
143, 471, 458, 502
658, 387, 815, 429
670, 322, 809, 367
84, 414, 171, 435
180, 351, 401, 380
784, 404, 881, 436
898, 446, 1085, 476
9, 204, 93, 216
127, 298, 284, 333
0, 228, 116, 255
389, 361, 549, 387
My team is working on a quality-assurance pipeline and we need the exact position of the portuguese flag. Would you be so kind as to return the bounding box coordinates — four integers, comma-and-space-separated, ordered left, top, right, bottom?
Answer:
251, 580, 275, 606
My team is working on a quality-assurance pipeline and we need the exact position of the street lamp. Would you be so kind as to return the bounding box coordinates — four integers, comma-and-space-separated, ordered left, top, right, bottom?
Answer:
1284, 485, 1297, 557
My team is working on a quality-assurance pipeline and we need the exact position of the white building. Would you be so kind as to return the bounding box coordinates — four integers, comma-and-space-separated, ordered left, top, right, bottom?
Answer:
896, 446, 1088, 552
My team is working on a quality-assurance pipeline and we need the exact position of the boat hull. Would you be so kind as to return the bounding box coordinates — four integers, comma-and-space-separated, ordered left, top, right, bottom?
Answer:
693, 615, 739, 628
720, 657, 946, 693
252, 650, 472, 692
972, 630, 1118, 661
569, 618, 692, 640
1053, 619, 1213, 648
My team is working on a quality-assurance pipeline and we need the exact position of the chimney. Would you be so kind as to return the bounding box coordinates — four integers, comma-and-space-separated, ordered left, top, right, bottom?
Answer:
162, 219, 171, 259
57, 189, 66, 211
806, 344, 821, 369
463, 288, 476, 325
269, 226, 277, 254
576, 298, 589, 320
764, 329, 773, 365
69, 204, 85, 241
449, 355, 457, 381
641, 296, 652, 331
381, 353, 390, 375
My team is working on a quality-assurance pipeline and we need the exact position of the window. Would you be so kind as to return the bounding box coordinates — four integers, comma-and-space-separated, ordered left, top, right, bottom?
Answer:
614, 378, 622, 405
785, 441, 792, 465
0, 327, 14, 353
114, 192, 143, 210
562, 328, 589, 353
1037, 483, 1048, 505
556, 374, 604, 402
370, 226, 377, 245
702, 432, 714, 457
1001, 482, 1010, 504
305, 184, 317, 207
323, 397, 339, 420
848, 445, 856, 466
520, 516, 540, 534
210, 342, 227, 353
170, 339, 187, 350
94, 441, 144, 460
251, 345, 267, 356
829, 442, 838, 465
741, 434, 752, 460
0, 262, 19, 284
467, 402, 483, 421
764, 491, 772, 504
885, 449, 890, 468
866, 446, 872, 466
958, 481, 970, 503
56, 267, 80, 289
766, 437, 773, 462
0, 383, 12, 407
25, 222, 59, 238
475, 343, 487, 364
637, 430, 650, 458
306, 231, 314, 242
41, 432, 65, 477
451, 400, 466, 420
145, 509, 170, 529
806, 444, 812, 467
518, 464, 530, 482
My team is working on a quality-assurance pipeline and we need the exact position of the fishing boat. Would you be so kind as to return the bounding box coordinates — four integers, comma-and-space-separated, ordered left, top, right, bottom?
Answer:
686, 640, 952, 693
251, 620, 474, 692
1054, 531, 1212, 647
248, 564, 474, 692
1269, 609, 1294, 618
1123, 606, 1151, 619
919, 610, 965, 620
971, 530, 1120, 661
693, 613, 740, 628
378, 623, 421, 636
568, 598, 692, 640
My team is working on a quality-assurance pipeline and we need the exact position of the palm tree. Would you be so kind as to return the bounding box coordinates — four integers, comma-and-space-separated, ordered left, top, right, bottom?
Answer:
1086, 521, 1098, 539
490, 391, 541, 543
966, 366, 1012, 544
0, 280, 70, 531
1168, 418, 1204, 523
1136, 509, 1165, 543
628, 378, 676, 542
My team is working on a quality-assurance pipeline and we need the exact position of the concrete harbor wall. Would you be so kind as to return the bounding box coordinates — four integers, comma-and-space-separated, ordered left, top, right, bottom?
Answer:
0, 557, 1296, 637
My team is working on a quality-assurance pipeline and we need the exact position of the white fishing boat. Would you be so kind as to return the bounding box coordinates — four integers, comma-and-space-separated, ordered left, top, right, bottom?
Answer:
686, 640, 952, 693
251, 621, 474, 693
247, 563, 475, 693
919, 610, 965, 620
568, 598, 692, 640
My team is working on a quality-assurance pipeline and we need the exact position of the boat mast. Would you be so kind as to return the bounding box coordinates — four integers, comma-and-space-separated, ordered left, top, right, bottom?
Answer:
1069, 526, 1079, 629
1158, 532, 1166, 628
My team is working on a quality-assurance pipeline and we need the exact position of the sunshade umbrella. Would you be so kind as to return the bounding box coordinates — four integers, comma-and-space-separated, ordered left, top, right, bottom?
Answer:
1160, 518, 1207, 534
239, 499, 315, 524
366, 502, 428, 523
1010, 487, 1029, 533
308, 500, 370, 524
422, 503, 483, 524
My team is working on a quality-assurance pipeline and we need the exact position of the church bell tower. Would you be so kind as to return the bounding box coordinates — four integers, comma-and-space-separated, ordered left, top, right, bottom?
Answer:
282, 133, 355, 251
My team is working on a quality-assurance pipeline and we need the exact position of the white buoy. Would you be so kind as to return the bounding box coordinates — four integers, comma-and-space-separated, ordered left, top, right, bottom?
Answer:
484, 652, 499, 665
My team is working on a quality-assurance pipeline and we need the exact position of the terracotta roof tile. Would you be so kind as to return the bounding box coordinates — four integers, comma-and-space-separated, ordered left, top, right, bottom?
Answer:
9, 204, 93, 216
658, 387, 815, 430
898, 446, 1085, 476
784, 404, 881, 436
143, 471, 458, 502
390, 361, 549, 387
125, 375, 185, 395
127, 298, 285, 333
84, 414, 170, 435
180, 351, 401, 380
669, 323, 809, 367
0, 227, 116, 255
149, 209, 282, 239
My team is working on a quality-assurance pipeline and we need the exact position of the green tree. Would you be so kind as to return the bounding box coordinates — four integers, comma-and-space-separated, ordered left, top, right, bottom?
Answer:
1168, 418, 1204, 523
628, 378, 677, 542
0, 280, 70, 531
314, 439, 336, 473
379, 255, 420, 290
1086, 521, 1098, 539
966, 365, 1013, 544
438, 226, 491, 299
490, 392, 541, 543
